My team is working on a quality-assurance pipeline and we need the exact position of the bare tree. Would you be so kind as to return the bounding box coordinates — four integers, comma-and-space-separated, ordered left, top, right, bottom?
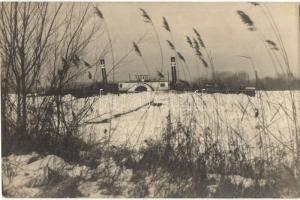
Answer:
0, 2, 102, 157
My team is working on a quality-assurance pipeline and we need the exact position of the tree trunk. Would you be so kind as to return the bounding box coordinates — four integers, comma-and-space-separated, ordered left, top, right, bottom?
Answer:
16, 81, 22, 135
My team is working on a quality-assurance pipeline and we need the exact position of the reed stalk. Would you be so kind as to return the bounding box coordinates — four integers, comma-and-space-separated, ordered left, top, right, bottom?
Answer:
94, 7, 116, 82
140, 8, 164, 74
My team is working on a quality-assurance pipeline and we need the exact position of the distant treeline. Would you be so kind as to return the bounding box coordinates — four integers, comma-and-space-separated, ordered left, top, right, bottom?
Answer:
192, 71, 300, 91
6, 82, 118, 98
257, 76, 300, 90
40, 82, 119, 97
7, 72, 298, 96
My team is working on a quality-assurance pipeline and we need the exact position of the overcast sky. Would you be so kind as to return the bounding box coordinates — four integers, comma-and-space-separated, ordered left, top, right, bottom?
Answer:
76, 2, 299, 82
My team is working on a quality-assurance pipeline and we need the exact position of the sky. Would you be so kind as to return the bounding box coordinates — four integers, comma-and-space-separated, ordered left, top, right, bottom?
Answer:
71, 2, 299, 82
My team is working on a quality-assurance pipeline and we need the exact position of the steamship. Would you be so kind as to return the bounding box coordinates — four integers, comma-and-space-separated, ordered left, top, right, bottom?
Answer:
39, 56, 255, 97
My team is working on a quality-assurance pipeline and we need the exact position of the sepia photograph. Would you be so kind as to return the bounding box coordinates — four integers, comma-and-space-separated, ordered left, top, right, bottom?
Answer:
1, 1, 300, 198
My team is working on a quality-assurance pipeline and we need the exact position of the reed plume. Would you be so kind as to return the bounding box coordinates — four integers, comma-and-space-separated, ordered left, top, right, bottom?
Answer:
94, 7, 104, 19
177, 52, 186, 63
162, 17, 171, 32
192, 29, 212, 71
249, 3, 292, 77
195, 49, 202, 57
193, 28, 206, 48
237, 8, 285, 76
133, 42, 142, 56
186, 36, 193, 48
236, 8, 282, 75
192, 38, 203, 57
186, 35, 205, 67
94, 6, 116, 81
237, 10, 256, 31
162, 16, 190, 81
140, 8, 152, 23
199, 57, 208, 68
236, 7, 298, 178
139, 8, 164, 74
177, 51, 191, 79
266, 40, 279, 50
193, 38, 200, 50
166, 40, 175, 50
133, 42, 150, 74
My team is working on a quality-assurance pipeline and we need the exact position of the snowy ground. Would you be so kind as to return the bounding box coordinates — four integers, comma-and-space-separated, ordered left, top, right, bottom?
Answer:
75, 91, 299, 155
3, 90, 300, 197
7, 90, 299, 151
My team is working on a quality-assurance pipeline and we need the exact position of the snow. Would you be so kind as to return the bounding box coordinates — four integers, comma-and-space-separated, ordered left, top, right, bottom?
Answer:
2, 154, 93, 195
74, 91, 299, 159
6, 90, 299, 155
4, 90, 299, 197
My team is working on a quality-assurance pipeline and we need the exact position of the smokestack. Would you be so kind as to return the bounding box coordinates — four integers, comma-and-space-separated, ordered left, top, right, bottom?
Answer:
100, 59, 107, 87
255, 70, 258, 89
171, 57, 177, 87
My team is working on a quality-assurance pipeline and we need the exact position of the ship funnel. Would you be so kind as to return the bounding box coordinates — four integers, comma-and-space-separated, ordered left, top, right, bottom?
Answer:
100, 59, 107, 86
171, 56, 177, 87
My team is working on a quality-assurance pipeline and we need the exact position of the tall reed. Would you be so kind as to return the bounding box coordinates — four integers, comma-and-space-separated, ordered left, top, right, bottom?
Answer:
193, 28, 215, 80
162, 16, 191, 81
94, 7, 116, 82
236, 6, 299, 178
133, 41, 150, 74
140, 8, 164, 75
